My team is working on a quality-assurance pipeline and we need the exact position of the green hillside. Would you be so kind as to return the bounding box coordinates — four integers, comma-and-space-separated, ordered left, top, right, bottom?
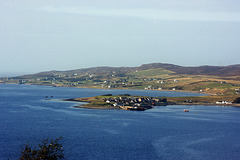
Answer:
1, 63, 240, 96
128, 68, 174, 77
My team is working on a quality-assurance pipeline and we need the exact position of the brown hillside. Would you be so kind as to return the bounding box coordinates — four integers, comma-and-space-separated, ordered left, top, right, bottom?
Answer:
138, 63, 240, 77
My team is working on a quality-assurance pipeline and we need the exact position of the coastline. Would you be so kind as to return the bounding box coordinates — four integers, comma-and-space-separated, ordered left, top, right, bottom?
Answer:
71, 102, 240, 110
63, 96, 240, 111
63, 98, 121, 110
73, 105, 120, 110
169, 102, 240, 107
2, 82, 210, 95
73, 85, 212, 95
3, 83, 240, 109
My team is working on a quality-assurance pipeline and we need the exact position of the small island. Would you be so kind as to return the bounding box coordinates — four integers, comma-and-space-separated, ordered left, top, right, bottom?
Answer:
65, 94, 240, 111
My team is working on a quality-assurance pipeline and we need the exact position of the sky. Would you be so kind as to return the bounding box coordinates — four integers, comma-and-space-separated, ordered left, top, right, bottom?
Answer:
0, 0, 240, 76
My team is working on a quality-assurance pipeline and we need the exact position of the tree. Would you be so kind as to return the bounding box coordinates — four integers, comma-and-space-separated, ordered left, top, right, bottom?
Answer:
19, 137, 64, 160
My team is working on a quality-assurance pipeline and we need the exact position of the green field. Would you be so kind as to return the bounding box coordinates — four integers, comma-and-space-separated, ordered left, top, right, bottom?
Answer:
128, 68, 174, 77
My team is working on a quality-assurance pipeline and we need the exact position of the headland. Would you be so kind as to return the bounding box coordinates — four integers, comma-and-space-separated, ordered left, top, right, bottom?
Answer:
64, 94, 240, 110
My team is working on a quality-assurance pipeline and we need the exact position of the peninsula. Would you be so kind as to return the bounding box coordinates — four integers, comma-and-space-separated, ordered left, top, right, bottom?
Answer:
65, 94, 169, 110
64, 94, 240, 111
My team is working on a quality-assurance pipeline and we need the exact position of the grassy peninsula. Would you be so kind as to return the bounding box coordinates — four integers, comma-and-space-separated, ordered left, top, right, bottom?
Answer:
65, 94, 169, 110
64, 94, 240, 111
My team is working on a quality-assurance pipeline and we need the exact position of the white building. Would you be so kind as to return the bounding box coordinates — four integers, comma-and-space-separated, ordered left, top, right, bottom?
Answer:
216, 101, 232, 104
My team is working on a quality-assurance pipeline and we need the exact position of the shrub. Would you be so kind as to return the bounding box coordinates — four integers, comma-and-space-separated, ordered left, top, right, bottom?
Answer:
233, 97, 240, 103
19, 137, 64, 160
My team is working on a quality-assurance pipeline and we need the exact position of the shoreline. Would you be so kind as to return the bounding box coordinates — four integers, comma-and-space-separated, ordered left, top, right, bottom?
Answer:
71, 102, 240, 110
2, 82, 210, 95
169, 103, 240, 107
63, 97, 240, 111
73, 105, 121, 110
4, 83, 240, 109
70, 85, 212, 95
63, 98, 121, 110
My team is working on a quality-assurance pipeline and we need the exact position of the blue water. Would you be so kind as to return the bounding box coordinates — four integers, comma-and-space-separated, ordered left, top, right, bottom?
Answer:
0, 84, 240, 160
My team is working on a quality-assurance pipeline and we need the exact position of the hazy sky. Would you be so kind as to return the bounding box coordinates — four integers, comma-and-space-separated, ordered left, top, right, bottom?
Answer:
0, 0, 240, 76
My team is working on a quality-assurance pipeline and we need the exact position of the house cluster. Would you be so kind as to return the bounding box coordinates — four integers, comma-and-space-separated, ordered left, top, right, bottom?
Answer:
19, 80, 27, 84
144, 85, 153, 90
216, 101, 232, 105
157, 80, 165, 84
103, 96, 168, 108
93, 79, 143, 89
144, 85, 163, 90
144, 78, 156, 81
95, 80, 121, 88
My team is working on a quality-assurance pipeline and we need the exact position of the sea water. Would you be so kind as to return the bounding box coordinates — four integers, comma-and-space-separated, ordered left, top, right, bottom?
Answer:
0, 84, 240, 160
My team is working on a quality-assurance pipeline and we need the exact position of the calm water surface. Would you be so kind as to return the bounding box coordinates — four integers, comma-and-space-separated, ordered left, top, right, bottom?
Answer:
0, 84, 240, 160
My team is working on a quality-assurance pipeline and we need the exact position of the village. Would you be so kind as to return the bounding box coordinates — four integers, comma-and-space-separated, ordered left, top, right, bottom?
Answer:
102, 95, 168, 111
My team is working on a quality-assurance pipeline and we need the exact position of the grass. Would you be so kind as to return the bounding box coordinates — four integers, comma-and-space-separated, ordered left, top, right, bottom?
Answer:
85, 101, 111, 107
128, 68, 174, 77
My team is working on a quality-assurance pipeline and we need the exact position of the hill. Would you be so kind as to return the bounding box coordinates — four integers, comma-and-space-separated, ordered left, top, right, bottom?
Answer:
1, 63, 240, 95
137, 63, 240, 77
13, 63, 240, 78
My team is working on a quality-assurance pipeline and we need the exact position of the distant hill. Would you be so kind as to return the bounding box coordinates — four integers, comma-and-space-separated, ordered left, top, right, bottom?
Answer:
17, 63, 240, 78
137, 63, 240, 77
17, 66, 135, 79
3, 62, 240, 95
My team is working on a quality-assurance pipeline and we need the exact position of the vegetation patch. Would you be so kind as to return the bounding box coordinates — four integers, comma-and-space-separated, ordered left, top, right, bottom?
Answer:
128, 68, 174, 77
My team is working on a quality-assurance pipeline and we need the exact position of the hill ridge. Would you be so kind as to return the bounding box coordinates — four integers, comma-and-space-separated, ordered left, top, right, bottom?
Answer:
16, 62, 240, 78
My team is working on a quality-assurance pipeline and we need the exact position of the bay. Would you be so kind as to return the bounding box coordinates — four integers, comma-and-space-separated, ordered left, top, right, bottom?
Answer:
0, 84, 240, 160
